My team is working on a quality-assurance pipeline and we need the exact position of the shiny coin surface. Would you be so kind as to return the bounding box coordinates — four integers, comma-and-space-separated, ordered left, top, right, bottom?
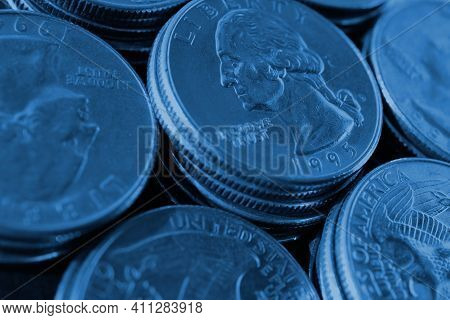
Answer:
9, 0, 179, 66
52, 0, 185, 23
151, 0, 382, 186
0, 12, 157, 241
335, 158, 450, 299
316, 202, 344, 300
59, 206, 319, 299
301, 0, 386, 11
370, 0, 450, 161
149, 0, 382, 215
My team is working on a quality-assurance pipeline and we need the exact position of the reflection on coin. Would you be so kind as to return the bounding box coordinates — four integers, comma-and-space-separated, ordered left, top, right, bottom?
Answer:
149, 0, 382, 229
335, 158, 450, 299
301, 0, 386, 11
0, 12, 157, 256
316, 202, 344, 299
58, 206, 319, 300
370, 0, 450, 161
300, 0, 387, 31
9, 0, 186, 67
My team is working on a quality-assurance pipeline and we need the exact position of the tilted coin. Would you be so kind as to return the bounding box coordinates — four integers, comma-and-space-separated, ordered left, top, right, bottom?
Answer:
315, 202, 345, 300
300, 0, 386, 29
8, 0, 181, 67
335, 158, 450, 299
21, 0, 158, 41
148, 0, 382, 227
150, 0, 382, 190
57, 206, 319, 299
51, 0, 186, 27
301, 0, 386, 12
0, 12, 157, 260
370, 0, 450, 161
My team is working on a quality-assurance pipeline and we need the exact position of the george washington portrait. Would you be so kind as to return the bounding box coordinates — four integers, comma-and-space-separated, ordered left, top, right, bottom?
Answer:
215, 9, 364, 156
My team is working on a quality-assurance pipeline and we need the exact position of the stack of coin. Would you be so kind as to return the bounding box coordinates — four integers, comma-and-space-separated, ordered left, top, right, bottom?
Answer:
7, 0, 187, 67
148, 0, 383, 236
0, 11, 158, 263
55, 205, 319, 299
316, 158, 450, 299
367, 0, 450, 162
300, 0, 388, 32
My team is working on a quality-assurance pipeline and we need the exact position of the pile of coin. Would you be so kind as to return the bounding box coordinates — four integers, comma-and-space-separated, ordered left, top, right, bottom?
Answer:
7, 0, 187, 66
366, 0, 450, 162
300, 0, 388, 34
0, 11, 158, 263
1, 0, 449, 301
149, 0, 382, 236
55, 206, 319, 299
316, 158, 449, 299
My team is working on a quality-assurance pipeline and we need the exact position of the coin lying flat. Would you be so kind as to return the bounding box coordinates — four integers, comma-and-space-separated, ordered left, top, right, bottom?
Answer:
0, 11, 157, 262
57, 206, 319, 299
335, 158, 450, 299
370, 0, 450, 161
148, 0, 382, 230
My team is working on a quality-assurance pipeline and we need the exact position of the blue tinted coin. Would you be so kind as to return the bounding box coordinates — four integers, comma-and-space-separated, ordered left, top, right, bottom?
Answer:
50, 0, 178, 27
13, 0, 158, 41
54, 251, 91, 299
67, 206, 319, 299
335, 158, 450, 299
370, 1, 450, 161
52, 0, 186, 17
54, 257, 80, 299
0, 247, 63, 264
0, 12, 157, 239
301, 0, 386, 12
316, 202, 344, 299
149, 0, 382, 190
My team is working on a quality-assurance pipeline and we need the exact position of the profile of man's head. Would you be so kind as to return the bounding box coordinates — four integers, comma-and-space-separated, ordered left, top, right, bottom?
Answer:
215, 9, 324, 112
0, 39, 99, 202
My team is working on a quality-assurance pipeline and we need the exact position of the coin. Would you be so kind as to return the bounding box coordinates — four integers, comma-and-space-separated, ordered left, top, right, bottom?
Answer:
57, 206, 319, 299
370, 0, 450, 161
301, 0, 386, 12
148, 0, 382, 229
151, 0, 382, 189
8, 0, 183, 68
315, 202, 345, 299
300, 0, 386, 27
51, 0, 185, 27
0, 12, 157, 260
335, 158, 450, 299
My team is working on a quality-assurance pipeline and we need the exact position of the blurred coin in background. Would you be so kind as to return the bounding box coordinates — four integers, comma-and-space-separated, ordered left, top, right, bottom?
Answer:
57, 206, 319, 300
0, 11, 158, 263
